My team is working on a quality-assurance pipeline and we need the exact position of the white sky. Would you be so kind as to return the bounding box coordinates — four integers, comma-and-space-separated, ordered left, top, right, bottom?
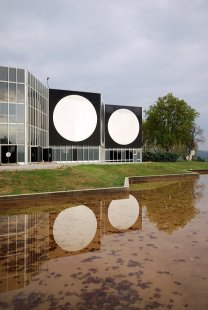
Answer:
1, 0, 208, 150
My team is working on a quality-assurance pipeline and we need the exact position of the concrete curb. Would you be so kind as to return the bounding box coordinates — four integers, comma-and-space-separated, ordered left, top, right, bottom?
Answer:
129, 172, 199, 184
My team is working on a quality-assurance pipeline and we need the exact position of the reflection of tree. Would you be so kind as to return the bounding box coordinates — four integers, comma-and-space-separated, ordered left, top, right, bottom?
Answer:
133, 179, 204, 234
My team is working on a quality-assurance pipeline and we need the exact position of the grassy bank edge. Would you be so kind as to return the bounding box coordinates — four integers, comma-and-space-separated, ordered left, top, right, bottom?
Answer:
0, 161, 208, 197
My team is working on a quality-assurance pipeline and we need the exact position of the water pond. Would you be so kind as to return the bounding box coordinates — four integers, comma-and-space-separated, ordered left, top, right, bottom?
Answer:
0, 175, 208, 309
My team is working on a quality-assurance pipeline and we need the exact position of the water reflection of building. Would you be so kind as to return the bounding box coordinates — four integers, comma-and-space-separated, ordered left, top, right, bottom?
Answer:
0, 194, 142, 292
0, 214, 49, 293
49, 194, 142, 259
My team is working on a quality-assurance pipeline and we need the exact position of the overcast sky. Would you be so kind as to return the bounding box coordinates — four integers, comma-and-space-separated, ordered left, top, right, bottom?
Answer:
1, 0, 208, 150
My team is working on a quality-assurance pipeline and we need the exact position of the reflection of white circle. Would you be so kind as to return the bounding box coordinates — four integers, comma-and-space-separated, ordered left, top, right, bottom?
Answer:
6, 152, 11, 158
108, 109, 139, 145
53, 95, 97, 142
53, 205, 97, 252
108, 195, 139, 230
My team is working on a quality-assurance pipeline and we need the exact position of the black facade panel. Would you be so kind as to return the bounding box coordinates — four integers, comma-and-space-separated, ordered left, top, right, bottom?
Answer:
43, 148, 52, 162
105, 105, 142, 148
1, 145, 17, 163
49, 89, 102, 146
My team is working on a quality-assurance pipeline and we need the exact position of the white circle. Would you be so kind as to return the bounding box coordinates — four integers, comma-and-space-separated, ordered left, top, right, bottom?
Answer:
108, 195, 139, 230
6, 152, 11, 158
53, 95, 97, 142
53, 205, 97, 252
108, 109, 139, 145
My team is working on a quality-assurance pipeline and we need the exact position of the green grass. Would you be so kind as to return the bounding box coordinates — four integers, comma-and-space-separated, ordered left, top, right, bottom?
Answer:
0, 161, 208, 196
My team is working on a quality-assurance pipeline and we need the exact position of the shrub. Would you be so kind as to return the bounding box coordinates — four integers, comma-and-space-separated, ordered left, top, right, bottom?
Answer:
143, 151, 179, 162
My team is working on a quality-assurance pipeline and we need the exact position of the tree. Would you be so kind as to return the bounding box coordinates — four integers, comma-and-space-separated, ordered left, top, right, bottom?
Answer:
187, 123, 205, 151
144, 93, 202, 153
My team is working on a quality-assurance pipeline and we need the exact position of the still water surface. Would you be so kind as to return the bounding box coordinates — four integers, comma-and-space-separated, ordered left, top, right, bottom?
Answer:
0, 175, 208, 309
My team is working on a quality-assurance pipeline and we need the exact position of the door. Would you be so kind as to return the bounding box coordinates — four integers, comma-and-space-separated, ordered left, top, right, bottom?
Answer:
31, 147, 38, 162
1, 145, 17, 163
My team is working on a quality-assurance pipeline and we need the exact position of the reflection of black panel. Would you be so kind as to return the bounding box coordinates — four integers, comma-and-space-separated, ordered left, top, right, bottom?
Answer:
49, 89, 102, 146
105, 105, 142, 148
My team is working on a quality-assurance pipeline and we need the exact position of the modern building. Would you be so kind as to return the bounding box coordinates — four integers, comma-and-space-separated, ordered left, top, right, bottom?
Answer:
0, 66, 142, 164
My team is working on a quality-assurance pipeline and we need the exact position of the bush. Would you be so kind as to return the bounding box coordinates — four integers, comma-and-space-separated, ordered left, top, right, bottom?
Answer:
143, 151, 179, 162
195, 156, 205, 162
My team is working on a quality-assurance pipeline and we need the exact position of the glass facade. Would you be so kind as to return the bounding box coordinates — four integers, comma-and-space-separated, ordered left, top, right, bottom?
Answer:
51, 146, 100, 162
105, 148, 142, 162
0, 66, 49, 164
0, 66, 26, 163
27, 71, 49, 162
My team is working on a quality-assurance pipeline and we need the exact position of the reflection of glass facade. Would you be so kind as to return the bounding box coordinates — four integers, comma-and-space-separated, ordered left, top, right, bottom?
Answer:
0, 66, 49, 164
0, 213, 49, 292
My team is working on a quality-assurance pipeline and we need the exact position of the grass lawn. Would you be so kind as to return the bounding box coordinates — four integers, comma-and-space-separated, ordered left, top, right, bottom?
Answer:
0, 161, 208, 196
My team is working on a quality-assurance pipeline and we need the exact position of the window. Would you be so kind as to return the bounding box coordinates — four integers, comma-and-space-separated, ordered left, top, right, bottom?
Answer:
0, 103, 8, 123
66, 147, 72, 161
18, 145, 25, 162
9, 124, 16, 144
17, 84, 25, 103
0, 66, 8, 81
9, 68, 16, 82
17, 104, 25, 123
121, 150, 126, 161
89, 148, 93, 161
16, 124, 25, 144
9, 83, 16, 102
0, 124, 8, 143
94, 148, 99, 160
61, 147, 66, 161
9, 104, 16, 123
54, 148, 60, 161
84, 147, 88, 161
17, 69, 25, 83
105, 150, 110, 161
78, 147, 83, 161
0, 82, 8, 102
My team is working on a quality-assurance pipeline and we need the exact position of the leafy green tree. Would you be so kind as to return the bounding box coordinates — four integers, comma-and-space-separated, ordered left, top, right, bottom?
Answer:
144, 93, 201, 153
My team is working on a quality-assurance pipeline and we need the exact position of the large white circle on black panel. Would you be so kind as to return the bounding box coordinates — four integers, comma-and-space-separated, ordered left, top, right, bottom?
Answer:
108, 109, 139, 145
53, 95, 97, 142
53, 205, 97, 252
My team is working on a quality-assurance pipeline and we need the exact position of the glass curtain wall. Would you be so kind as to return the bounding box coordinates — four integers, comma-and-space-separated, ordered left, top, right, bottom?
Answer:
105, 148, 142, 162
0, 66, 49, 164
27, 72, 49, 162
51, 146, 99, 162
0, 66, 25, 163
